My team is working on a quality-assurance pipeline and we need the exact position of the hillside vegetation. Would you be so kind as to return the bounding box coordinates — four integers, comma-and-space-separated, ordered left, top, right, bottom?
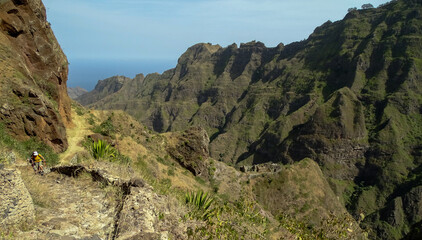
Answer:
77, 1, 422, 239
4, 103, 363, 239
1, 0, 421, 239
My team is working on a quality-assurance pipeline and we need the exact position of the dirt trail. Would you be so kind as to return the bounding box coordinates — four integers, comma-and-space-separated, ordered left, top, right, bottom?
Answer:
10, 109, 191, 239
18, 167, 117, 239
59, 109, 93, 164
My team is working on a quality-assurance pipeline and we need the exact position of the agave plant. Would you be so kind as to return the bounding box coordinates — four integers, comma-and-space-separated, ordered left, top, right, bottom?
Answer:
90, 140, 116, 160
185, 190, 216, 221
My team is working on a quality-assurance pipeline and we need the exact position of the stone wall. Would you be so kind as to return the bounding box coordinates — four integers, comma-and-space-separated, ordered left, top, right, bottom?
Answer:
0, 168, 35, 229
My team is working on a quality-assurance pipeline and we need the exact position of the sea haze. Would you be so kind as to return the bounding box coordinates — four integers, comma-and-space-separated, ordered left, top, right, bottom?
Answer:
67, 58, 176, 91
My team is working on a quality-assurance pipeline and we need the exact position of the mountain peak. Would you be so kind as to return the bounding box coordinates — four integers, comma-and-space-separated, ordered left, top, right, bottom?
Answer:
76, 1, 422, 238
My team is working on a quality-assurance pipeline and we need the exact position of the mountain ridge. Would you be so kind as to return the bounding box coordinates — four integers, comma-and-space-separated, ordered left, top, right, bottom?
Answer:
0, 0, 379, 239
78, 0, 422, 238
67, 87, 88, 99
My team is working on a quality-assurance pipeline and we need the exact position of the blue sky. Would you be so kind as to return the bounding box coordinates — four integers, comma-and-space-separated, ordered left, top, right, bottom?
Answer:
43, 0, 389, 61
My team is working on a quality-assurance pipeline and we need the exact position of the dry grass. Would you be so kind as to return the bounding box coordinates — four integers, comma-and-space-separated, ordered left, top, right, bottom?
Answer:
20, 166, 58, 208
116, 136, 148, 161
61, 108, 271, 233
96, 114, 205, 192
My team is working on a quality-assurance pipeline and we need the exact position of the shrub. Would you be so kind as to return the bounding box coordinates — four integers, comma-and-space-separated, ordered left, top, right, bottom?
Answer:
167, 167, 175, 176
90, 140, 116, 160
186, 196, 269, 239
76, 109, 84, 116
87, 116, 95, 125
93, 117, 115, 137
185, 190, 216, 221
277, 212, 368, 240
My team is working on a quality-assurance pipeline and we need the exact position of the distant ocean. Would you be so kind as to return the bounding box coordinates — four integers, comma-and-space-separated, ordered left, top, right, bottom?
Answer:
67, 58, 176, 91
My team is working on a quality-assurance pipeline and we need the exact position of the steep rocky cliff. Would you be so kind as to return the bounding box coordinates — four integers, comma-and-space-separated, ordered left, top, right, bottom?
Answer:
79, 1, 422, 238
0, 0, 71, 152
77, 75, 133, 106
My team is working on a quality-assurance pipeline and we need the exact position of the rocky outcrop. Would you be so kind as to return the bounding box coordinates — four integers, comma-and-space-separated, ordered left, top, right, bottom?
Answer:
368, 185, 422, 239
166, 127, 210, 178
48, 164, 194, 240
0, 168, 35, 229
76, 75, 132, 106
239, 162, 281, 174
0, 0, 71, 151
253, 158, 365, 238
67, 87, 88, 99
277, 87, 369, 180
381, 197, 405, 228
116, 186, 190, 240
403, 186, 422, 225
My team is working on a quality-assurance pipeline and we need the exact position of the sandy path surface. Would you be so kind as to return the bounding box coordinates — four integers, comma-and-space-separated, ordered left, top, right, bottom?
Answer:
59, 109, 93, 164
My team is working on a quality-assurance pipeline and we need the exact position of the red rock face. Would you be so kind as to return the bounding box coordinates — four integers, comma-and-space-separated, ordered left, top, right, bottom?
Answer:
0, 0, 71, 152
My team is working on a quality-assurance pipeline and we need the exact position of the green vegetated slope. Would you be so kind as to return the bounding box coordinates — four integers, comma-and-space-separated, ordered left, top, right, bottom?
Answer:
65, 107, 369, 239
77, 0, 422, 239
0, 0, 354, 239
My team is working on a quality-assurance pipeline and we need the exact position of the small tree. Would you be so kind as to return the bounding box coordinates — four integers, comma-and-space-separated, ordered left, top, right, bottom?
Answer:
361, 3, 374, 9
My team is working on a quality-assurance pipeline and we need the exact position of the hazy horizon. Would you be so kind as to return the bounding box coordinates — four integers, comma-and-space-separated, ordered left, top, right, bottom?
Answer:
68, 58, 176, 91
44, 0, 390, 90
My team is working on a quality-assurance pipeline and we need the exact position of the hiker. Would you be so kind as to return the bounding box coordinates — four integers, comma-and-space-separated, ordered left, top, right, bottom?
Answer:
29, 151, 46, 175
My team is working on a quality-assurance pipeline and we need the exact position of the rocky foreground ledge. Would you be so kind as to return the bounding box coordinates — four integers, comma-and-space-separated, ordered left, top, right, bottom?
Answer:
0, 168, 35, 229
1, 162, 197, 240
